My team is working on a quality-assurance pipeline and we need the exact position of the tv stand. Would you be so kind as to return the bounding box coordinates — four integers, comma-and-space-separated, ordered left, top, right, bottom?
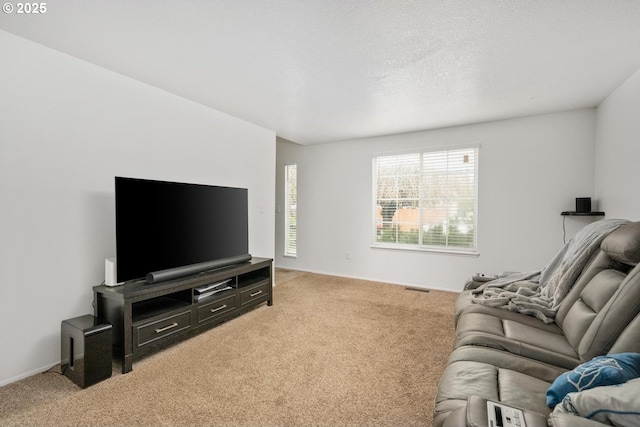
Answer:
93, 257, 273, 373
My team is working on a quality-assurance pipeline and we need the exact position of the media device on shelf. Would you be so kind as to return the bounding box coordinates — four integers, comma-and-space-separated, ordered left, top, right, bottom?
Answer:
115, 176, 251, 284
193, 278, 233, 302
104, 257, 122, 287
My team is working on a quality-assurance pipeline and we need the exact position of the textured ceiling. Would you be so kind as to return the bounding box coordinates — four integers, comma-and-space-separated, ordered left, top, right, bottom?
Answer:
2, 0, 640, 144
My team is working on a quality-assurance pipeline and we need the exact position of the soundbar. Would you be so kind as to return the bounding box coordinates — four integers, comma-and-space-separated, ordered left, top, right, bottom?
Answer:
146, 254, 252, 284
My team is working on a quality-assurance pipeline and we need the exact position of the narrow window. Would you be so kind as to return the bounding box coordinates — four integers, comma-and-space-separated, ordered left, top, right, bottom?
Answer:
373, 146, 478, 254
285, 164, 297, 257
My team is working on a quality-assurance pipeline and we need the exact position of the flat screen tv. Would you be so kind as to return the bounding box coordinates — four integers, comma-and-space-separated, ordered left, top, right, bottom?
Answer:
115, 177, 250, 284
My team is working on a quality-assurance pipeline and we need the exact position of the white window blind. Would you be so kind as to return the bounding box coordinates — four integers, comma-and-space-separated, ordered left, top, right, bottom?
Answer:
373, 146, 478, 253
284, 164, 297, 257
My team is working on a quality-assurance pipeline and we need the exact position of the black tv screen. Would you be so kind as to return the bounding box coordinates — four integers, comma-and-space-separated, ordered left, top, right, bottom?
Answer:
115, 177, 249, 283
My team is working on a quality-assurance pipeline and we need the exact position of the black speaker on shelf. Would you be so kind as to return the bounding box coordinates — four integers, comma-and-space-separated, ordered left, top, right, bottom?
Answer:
575, 197, 592, 213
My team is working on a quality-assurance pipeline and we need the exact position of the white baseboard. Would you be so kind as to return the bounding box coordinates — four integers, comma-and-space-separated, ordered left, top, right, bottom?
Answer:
0, 361, 61, 388
274, 266, 460, 294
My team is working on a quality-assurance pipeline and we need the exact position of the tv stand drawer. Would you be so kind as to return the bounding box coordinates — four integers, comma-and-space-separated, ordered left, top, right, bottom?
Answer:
133, 309, 192, 349
197, 294, 237, 324
239, 281, 271, 306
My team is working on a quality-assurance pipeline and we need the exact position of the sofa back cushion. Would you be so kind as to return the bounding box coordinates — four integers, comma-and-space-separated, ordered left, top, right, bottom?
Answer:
556, 222, 640, 362
561, 270, 626, 350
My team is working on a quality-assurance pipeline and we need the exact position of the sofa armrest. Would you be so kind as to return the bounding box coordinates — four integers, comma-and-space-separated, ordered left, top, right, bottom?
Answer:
456, 401, 611, 427
445, 395, 548, 427
442, 407, 467, 427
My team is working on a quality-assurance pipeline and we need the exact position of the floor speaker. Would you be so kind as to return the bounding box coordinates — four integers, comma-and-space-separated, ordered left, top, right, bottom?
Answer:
61, 315, 112, 388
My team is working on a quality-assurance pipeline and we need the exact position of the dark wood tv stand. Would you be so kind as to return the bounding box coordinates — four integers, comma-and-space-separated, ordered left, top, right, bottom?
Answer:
93, 257, 273, 373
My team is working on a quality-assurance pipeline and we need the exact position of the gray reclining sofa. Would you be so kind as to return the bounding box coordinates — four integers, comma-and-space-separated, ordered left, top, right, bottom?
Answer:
433, 221, 640, 427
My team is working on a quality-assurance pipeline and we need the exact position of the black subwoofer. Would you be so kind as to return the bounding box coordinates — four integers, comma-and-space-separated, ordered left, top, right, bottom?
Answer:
61, 315, 112, 388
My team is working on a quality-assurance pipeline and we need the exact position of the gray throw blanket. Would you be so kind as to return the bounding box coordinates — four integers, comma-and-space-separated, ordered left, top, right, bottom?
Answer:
471, 219, 629, 323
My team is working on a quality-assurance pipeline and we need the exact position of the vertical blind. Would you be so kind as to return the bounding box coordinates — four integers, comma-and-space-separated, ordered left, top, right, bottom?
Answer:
373, 146, 478, 252
285, 164, 297, 256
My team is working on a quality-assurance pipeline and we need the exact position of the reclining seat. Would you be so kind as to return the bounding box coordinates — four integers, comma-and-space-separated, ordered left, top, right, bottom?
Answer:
453, 245, 604, 323
454, 221, 640, 370
455, 219, 630, 323
433, 307, 640, 427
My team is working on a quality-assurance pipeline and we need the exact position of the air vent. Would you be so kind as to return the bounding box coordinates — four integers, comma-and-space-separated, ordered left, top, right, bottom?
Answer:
405, 286, 430, 293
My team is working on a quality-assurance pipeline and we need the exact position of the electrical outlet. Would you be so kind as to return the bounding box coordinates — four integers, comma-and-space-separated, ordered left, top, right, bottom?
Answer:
345, 252, 351, 260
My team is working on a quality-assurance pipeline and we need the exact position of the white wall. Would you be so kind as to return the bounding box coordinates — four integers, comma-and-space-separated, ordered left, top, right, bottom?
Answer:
594, 67, 640, 220
0, 31, 275, 386
276, 110, 597, 291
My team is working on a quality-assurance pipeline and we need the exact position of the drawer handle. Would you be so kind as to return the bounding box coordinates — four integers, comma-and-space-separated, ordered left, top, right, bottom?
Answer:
210, 304, 227, 313
155, 322, 178, 333
250, 290, 263, 297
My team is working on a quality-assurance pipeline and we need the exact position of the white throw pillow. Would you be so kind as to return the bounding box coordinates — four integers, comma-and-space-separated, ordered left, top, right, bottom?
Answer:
553, 377, 640, 427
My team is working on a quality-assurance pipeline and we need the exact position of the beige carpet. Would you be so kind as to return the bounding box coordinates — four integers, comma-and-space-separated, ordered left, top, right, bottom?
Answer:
0, 271, 458, 427
273, 268, 308, 286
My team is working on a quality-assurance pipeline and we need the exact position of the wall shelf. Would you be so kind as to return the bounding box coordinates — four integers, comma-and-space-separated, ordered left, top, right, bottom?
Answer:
561, 211, 605, 216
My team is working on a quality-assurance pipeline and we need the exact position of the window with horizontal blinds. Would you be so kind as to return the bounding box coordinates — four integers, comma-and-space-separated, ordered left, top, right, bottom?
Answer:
372, 146, 478, 253
284, 164, 297, 257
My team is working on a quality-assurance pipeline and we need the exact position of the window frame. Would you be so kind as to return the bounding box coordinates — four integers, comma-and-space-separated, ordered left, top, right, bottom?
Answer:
371, 145, 479, 256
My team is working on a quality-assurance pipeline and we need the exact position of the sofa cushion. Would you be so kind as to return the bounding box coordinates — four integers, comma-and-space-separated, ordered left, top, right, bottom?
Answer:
546, 353, 640, 407
455, 313, 580, 369
553, 378, 640, 427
